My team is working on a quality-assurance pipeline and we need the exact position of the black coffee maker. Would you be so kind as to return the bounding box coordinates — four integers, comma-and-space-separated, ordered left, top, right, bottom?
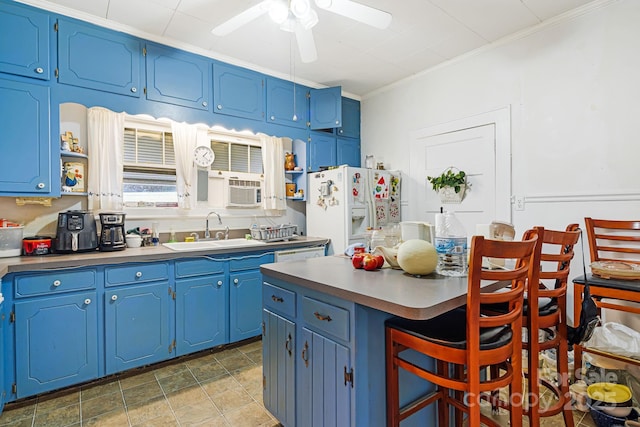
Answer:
99, 212, 126, 251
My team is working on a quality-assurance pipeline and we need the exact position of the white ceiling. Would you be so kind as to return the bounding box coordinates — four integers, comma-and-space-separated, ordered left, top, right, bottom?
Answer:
22, 0, 595, 97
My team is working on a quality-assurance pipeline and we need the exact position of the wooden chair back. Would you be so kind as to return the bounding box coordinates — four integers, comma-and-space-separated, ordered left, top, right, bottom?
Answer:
466, 234, 540, 354
585, 218, 640, 264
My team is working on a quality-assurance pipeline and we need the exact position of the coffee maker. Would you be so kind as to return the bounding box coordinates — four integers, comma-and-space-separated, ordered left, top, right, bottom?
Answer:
99, 213, 126, 251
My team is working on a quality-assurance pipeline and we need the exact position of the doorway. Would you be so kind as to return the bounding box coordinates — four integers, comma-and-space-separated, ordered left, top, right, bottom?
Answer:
408, 107, 512, 234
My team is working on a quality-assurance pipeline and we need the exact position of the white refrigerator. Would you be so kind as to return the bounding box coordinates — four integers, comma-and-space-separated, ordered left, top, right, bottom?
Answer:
306, 165, 401, 255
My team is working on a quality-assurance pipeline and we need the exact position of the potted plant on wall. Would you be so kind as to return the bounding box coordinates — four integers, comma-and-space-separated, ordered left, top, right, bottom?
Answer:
427, 167, 468, 204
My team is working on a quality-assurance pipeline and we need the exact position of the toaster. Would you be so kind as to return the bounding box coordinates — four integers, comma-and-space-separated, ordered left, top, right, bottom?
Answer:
54, 210, 98, 253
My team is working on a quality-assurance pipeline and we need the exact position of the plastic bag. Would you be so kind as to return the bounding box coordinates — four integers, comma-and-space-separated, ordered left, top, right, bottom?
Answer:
584, 322, 640, 359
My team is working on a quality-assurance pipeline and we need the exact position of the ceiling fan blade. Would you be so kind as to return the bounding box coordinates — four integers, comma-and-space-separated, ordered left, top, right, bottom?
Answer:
316, 0, 392, 29
211, 1, 270, 36
295, 26, 318, 63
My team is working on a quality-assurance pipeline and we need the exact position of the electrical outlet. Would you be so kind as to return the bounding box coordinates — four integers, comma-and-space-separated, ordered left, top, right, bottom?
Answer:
515, 196, 525, 211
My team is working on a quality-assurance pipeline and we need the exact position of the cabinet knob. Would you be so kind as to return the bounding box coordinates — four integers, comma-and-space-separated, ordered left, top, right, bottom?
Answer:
111, 295, 118, 301
339, 129, 344, 134
233, 278, 239, 285
37, 182, 45, 189
35, 67, 44, 74
270, 115, 275, 121
53, 280, 61, 287
217, 280, 223, 287
217, 104, 223, 110
335, 120, 340, 125
135, 271, 142, 278
131, 87, 137, 93
84, 298, 91, 305
202, 101, 208, 107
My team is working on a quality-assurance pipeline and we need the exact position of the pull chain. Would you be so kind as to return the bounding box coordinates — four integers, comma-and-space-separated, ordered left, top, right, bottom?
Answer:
291, 31, 298, 121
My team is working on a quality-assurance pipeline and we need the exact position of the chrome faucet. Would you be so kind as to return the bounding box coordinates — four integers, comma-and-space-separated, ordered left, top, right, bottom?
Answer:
205, 211, 222, 239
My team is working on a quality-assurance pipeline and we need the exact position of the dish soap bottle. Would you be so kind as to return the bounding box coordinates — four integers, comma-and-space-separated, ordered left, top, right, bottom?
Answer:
434, 210, 468, 277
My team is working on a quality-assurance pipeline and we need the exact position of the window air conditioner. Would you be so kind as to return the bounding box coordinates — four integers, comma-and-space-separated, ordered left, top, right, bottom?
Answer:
225, 178, 262, 208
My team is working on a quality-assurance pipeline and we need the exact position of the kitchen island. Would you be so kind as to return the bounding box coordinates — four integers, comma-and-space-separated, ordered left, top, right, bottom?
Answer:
260, 256, 507, 427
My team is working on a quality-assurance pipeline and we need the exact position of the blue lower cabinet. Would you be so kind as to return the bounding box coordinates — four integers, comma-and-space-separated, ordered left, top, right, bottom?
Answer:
175, 274, 227, 356
298, 328, 351, 427
229, 270, 263, 342
105, 282, 170, 374
14, 291, 98, 398
337, 137, 361, 168
263, 309, 295, 427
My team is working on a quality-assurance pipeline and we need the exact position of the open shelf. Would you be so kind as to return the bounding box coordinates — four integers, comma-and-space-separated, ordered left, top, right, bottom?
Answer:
60, 150, 88, 159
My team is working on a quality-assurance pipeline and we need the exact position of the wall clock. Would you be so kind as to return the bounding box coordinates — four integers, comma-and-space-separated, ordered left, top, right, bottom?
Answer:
193, 145, 215, 167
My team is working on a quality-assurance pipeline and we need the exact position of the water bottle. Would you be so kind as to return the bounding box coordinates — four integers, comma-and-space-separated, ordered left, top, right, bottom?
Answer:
434, 211, 468, 276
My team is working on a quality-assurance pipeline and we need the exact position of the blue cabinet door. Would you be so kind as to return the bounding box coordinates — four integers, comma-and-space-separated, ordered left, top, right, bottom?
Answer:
263, 310, 296, 427
0, 78, 52, 196
0, 2, 49, 80
298, 328, 351, 427
15, 291, 98, 398
146, 43, 210, 110
337, 137, 361, 167
266, 77, 308, 129
213, 62, 264, 121
58, 19, 141, 97
309, 87, 342, 129
229, 270, 263, 342
105, 282, 170, 374
337, 98, 360, 138
175, 274, 227, 356
308, 132, 336, 172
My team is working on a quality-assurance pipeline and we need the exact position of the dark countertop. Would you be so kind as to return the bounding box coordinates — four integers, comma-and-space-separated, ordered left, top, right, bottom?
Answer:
261, 255, 507, 320
0, 236, 328, 277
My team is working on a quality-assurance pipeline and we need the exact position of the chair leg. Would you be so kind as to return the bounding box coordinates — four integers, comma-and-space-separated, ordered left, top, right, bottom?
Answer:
436, 360, 449, 427
453, 364, 464, 427
527, 322, 541, 426
557, 317, 575, 427
386, 329, 400, 427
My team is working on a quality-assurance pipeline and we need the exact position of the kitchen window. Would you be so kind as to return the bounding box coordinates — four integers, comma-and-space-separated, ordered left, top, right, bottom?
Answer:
122, 116, 263, 209
123, 124, 178, 207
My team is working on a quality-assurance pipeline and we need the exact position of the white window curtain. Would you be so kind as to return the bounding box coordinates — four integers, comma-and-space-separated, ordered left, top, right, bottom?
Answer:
87, 107, 125, 211
171, 121, 206, 209
259, 133, 286, 213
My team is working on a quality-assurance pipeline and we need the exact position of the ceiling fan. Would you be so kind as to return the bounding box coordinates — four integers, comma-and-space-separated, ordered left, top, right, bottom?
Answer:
211, 0, 392, 63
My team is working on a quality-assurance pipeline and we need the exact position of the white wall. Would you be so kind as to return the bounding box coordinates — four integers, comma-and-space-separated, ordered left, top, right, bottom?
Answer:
362, 0, 640, 321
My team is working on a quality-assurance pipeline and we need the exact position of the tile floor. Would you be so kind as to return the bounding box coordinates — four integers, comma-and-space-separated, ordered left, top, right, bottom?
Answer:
0, 337, 605, 426
0, 338, 279, 427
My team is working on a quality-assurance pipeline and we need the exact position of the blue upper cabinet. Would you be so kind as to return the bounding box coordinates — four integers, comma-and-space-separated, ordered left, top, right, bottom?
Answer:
308, 132, 337, 172
145, 43, 210, 110
265, 77, 308, 129
0, 78, 52, 196
213, 62, 264, 121
0, 2, 50, 80
337, 137, 361, 167
57, 19, 141, 97
337, 97, 360, 138
309, 86, 342, 129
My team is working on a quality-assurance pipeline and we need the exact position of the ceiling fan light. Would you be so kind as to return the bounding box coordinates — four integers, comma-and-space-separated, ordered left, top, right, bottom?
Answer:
299, 9, 318, 30
290, 0, 311, 19
314, 0, 332, 10
268, 0, 289, 24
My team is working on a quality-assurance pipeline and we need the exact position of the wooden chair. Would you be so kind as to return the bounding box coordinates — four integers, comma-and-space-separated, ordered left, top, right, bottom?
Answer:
385, 234, 539, 427
574, 218, 640, 376
488, 225, 580, 426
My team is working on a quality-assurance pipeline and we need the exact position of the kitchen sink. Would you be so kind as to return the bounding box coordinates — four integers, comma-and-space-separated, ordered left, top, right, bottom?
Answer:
162, 239, 265, 251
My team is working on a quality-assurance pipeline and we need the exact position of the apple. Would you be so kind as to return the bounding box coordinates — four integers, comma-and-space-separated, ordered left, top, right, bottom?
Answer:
362, 255, 379, 271
352, 253, 365, 269
374, 255, 385, 269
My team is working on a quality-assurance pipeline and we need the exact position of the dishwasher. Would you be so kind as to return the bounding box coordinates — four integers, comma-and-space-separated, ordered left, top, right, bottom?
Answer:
274, 245, 326, 262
